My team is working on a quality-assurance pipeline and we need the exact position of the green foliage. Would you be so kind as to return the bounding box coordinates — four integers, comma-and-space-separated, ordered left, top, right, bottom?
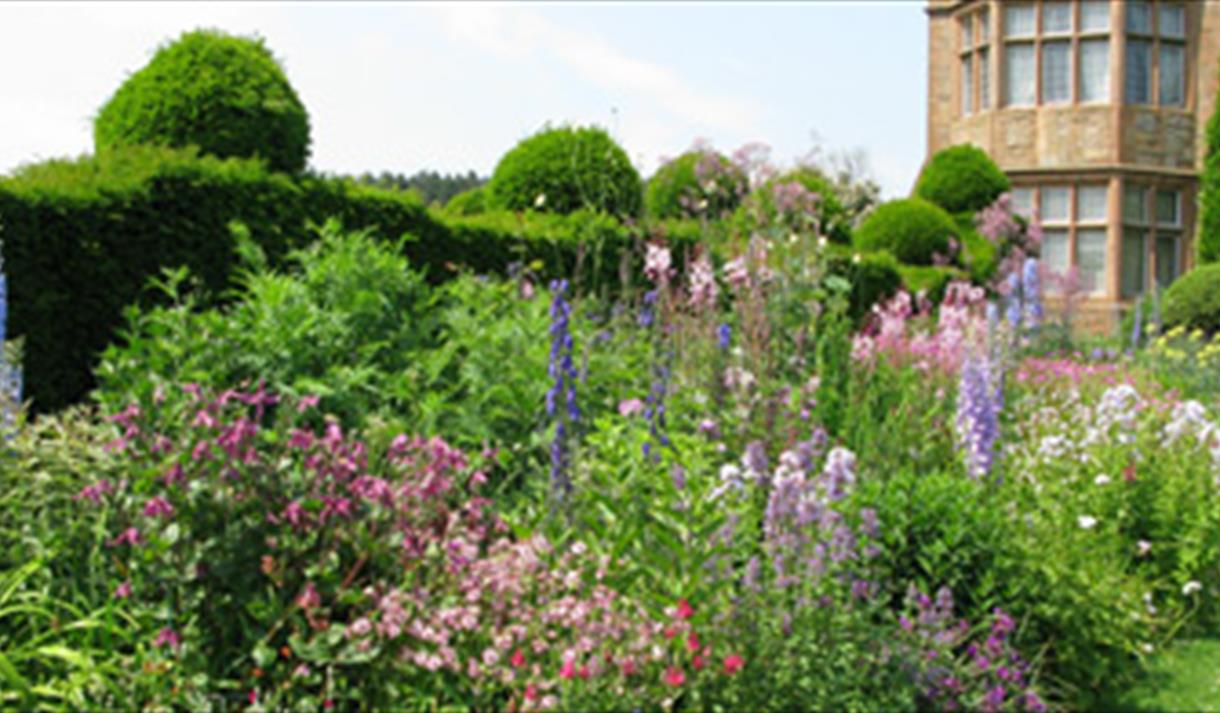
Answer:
441, 185, 486, 216
914, 144, 1010, 214
897, 264, 964, 305
735, 167, 853, 244
853, 198, 959, 266
94, 29, 310, 174
487, 125, 643, 217
824, 248, 903, 323
355, 169, 485, 206
644, 149, 747, 220
1163, 264, 1220, 334
953, 211, 1000, 284
1198, 64, 1220, 264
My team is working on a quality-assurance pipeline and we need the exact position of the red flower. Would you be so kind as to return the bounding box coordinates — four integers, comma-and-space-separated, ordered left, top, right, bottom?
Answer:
664, 626, 677, 640
510, 649, 526, 668
559, 658, 577, 680
578, 664, 590, 680
687, 631, 701, 653
692, 654, 705, 670
247, 690, 257, 705
525, 684, 538, 701
620, 658, 637, 677
675, 598, 695, 620
723, 654, 744, 675
665, 666, 686, 687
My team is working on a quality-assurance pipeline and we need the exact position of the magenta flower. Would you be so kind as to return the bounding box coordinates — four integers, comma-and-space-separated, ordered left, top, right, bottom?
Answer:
108, 527, 140, 548
143, 496, 174, 519
153, 627, 181, 649
113, 580, 132, 599
74, 480, 113, 504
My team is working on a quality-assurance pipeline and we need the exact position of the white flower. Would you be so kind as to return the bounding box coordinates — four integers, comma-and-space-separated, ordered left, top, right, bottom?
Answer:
534, 193, 547, 208
1183, 580, 1203, 596
1078, 515, 1098, 530
1140, 643, 1154, 654
817, 236, 828, 249
1094, 474, 1112, 486
1137, 540, 1152, 556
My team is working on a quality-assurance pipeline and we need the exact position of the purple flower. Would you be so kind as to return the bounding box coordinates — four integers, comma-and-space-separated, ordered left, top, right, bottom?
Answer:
717, 323, 732, 350
547, 279, 579, 501
983, 684, 1006, 711
108, 527, 140, 548
956, 350, 1001, 479
1021, 258, 1043, 329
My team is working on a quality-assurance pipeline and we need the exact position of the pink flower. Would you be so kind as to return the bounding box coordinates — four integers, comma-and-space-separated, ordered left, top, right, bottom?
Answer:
296, 582, 320, 610
510, 649, 526, 668
108, 527, 140, 548
74, 480, 113, 504
620, 658, 637, 677
559, 657, 577, 680
692, 654, 705, 670
143, 496, 174, 519
675, 598, 694, 620
723, 654, 744, 675
297, 395, 320, 413
644, 242, 673, 285
618, 398, 645, 418
687, 631, 701, 653
664, 666, 685, 687
113, 580, 132, 599
153, 627, 181, 649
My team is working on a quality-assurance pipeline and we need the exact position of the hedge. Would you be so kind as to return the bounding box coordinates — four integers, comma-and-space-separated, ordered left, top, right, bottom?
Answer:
853, 198, 958, 266
1162, 263, 1220, 334
0, 146, 684, 412
914, 145, 1010, 214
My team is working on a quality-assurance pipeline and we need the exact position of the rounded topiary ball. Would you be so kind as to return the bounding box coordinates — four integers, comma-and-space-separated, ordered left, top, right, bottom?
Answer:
1163, 264, 1220, 334
914, 144, 1010, 214
94, 29, 310, 174
645, 149, 747, 219
853, 198, 959, 266
487, 125, 643, 217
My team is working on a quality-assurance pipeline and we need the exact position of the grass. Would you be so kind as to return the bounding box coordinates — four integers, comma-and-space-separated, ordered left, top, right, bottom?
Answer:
1108, 636, 1220, 712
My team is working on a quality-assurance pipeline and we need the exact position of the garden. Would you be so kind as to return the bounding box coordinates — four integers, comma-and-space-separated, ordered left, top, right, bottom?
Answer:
1, 28, 1219, 712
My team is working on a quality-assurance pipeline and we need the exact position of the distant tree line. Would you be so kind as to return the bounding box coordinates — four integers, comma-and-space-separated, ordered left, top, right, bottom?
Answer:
355, 170, 486, 206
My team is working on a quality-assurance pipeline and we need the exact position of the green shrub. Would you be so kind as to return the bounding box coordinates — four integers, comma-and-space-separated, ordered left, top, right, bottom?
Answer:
1198, 154, 1220, 264
0, 146, 442, 412
897, 264, 964, 305
824, 247, 903, 322
442, 185, 486, 216
853, 198, 959, 266
735, 167, 852, 244
914, 145, 1010, 214
94, 29, 310, 174
1163, 263, 1220, 334
952, 211, 1000, 285
644, 149, 747, 220
487, 125, 643, 217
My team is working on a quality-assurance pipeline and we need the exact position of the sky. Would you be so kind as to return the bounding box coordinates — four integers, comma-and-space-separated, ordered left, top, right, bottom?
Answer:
0, 1, 928, 198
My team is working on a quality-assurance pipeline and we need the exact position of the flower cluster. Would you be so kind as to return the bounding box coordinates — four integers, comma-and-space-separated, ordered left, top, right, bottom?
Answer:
852, 281, 987, 374
956, 348, 1002, 480
547, 279, 580, 500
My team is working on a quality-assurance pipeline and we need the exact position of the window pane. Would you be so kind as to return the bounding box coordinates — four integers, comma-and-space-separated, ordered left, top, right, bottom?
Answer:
1126, 0, 1152, 33
1159, 44, 1185, 107
1081, 0, 1111, 32
1121, 229, 1147, 298
1042, 1, 1072, 33
1079, 229, 1109, 296
1125, 40, 1151, 104
1080, 39, 1110, 102
1041, 186, 1070, 222
1159, 3, 1185, 39
1156, 233, 1180, 286
1004, 44, 1036, 106
961, 16, 974, 48
1042, 229, 1070, 274
962, 56, 974, 115
1155, 190, 1179, 225
1041, 42, 1071, 104
1123, 185, 1147, 222
1077, 185, 1108, 222
1011, 187, 1035, 217
1004, 4, 1035, 38
980, 48, 991, 109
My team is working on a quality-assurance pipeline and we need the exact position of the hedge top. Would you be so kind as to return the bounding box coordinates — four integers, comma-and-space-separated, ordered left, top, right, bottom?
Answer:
914, 144, 1010, 214
645, 149, 748, 220
853, 197, 959, 266
93, 28, 311, 174
487, 125, 643, 217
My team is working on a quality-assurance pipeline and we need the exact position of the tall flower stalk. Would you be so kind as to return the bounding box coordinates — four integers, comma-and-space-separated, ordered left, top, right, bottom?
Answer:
547, 279, 579, 502
956, 348, 1001, 480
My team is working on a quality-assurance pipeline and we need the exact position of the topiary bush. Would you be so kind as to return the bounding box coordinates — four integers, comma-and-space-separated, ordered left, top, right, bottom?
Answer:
487, 125, 643, 217
644, 148, 747, 220
825, 247, 903, 323
1198, 71, 1220, 264
1163, 263, 1220, 334
853, 198, 959, 266
914, 145, 1010, 214
94, 29, 310, 174
442, 185, 486, 216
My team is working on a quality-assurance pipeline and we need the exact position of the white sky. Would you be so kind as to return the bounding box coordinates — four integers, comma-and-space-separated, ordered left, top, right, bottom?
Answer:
0, 1, 928, 197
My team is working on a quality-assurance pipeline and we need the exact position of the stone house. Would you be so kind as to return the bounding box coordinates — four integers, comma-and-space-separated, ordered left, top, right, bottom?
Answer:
926, 0, 1220, 330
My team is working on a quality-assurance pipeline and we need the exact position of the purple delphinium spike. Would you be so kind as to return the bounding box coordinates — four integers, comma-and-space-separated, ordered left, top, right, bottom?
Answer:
1021, 258, 1042, 330
956, 350, 1000, 480
547, 279, 579, 501
717, 323, 731, 350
